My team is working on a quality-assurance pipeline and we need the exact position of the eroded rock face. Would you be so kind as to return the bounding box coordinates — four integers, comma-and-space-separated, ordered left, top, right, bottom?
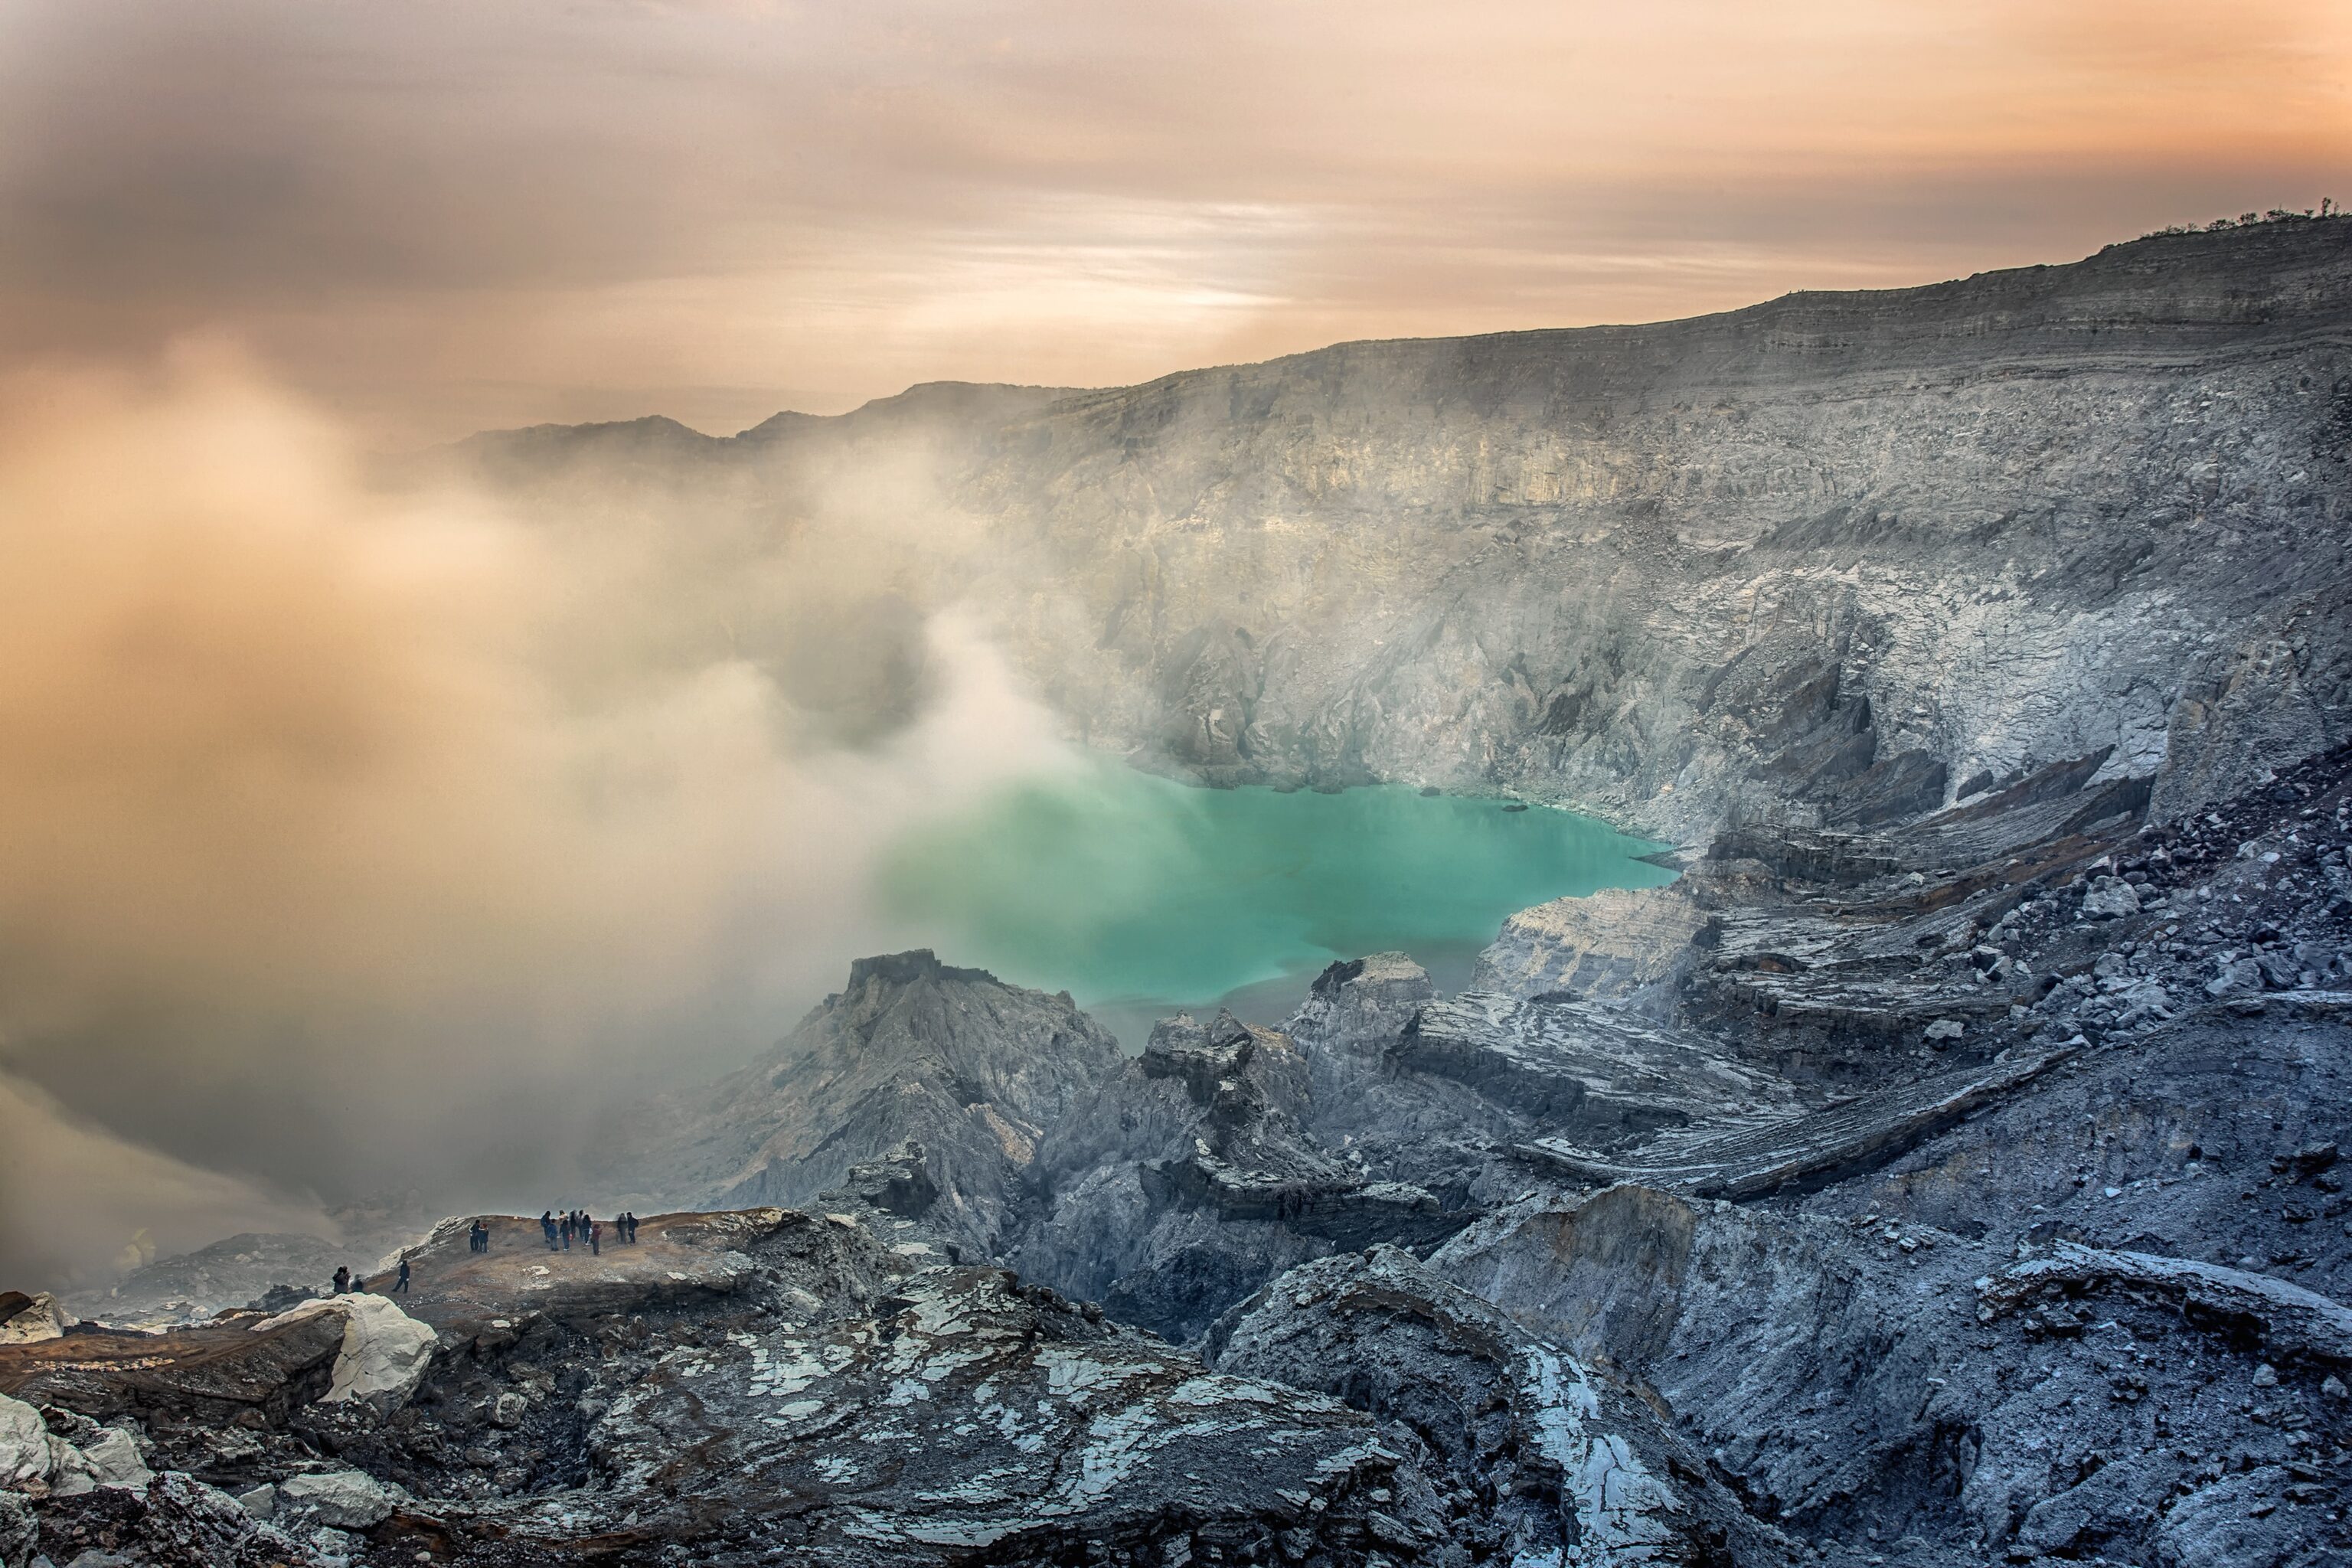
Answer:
568, 1265, 1434, 1563
1009, 1008, 1458, 1342
1211, 1246, 1798, 1566
625, 949, 1128, 1261
1470, 887, 1716, 1004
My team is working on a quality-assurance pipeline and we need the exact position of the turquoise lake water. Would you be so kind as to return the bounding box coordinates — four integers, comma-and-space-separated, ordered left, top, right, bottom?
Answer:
874, 763, 1674, 1046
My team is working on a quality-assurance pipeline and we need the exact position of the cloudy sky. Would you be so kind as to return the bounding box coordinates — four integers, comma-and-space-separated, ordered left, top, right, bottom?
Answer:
2, 0, 2345, 445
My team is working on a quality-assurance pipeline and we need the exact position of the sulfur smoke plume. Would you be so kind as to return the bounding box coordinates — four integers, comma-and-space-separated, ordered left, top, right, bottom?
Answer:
0, 348, 1066, 1289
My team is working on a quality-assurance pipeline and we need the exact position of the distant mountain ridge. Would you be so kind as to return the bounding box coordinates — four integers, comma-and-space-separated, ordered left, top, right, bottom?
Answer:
447, 216, 2352, 841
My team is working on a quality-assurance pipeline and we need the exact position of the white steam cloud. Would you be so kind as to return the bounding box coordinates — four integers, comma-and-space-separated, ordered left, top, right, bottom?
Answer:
0, 346, 1067, 1288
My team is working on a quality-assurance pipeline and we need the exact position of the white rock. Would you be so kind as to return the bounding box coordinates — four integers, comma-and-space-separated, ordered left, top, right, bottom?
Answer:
279, 1468, 397, 1529
236, 1481, 278, 1519
0, 1396, 50, 1491
2081, 878, 2141, 920
2253, 1362, 2279, 1387
41, 1437, 93, 1498
1922, 1018, 1965, 1044
0, 1295, 73, 1347
78, 1429, 151, 1491
253, 1293, 436, 1406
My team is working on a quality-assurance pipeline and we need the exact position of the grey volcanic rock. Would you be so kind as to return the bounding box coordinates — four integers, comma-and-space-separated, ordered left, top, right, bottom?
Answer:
631, 949, 1126, 1259
1010, 1009, 1459, 1342
1432, 1180, 2352, 1562
567, 1263, 1436, 1564
5, 1207, 1452, 1568
1470, 885, 1716, 1002
1210, 1245, 1801, 1566
1400, 990, 1796, 1142
1523, 1043, 2079, 1200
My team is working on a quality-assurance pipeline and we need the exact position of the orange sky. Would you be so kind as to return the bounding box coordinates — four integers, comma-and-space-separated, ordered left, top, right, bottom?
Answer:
2, 0, 2345, 444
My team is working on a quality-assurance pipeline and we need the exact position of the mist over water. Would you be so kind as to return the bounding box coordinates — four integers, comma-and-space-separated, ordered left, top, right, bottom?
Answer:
0, 348, 1668, 1291
875, 761, 1674, 1046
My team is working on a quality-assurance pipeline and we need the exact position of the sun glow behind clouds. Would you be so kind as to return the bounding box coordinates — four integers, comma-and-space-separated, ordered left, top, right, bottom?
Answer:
0, 0, 2341, 440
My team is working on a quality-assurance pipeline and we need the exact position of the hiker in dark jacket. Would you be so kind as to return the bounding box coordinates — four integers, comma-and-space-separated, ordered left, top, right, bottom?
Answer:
589, 1220, 601, 1256
394, 1258, 411, 1293
541, 1210, 557, 1250
332, 1265, 351, 1295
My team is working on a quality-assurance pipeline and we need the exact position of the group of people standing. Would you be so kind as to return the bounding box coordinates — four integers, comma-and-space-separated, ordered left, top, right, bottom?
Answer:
538, 1208, 642, 1255
329, 1259, 410, 1295
310, 1209, 649, 1302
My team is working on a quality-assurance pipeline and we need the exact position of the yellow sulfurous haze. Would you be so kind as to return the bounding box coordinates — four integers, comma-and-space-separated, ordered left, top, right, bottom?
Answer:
0, 1, 2343, 445
0, 349, 1067, 1285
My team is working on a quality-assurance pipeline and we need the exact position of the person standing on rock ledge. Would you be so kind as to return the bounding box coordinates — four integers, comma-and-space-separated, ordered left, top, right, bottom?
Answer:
589, 1219, 602, 1256
541, 1210, 557, 1250
393, 1258, 411, 1294
332, 1265, 350, 1295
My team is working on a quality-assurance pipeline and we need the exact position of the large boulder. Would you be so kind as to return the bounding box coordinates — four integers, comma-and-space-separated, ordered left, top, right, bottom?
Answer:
77, 1428, 150, 1491
0, 1296, 70, 1348
251, 1293, 435, 1407
2080, 875, 2141, 920
0, 1396, 45, 1491
276, 1468, 396, 1530
0, 1395, 150, 1500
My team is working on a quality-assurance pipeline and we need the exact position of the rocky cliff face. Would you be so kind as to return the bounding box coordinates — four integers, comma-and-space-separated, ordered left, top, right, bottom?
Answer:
629, 950, 1127, 1261
457, 217, 2352, 841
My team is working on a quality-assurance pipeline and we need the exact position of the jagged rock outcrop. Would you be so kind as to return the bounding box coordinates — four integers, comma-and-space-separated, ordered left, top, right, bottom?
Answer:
1210, 1245, 1800, 1566
629, 949, 1127, 1259
1400, 990, 1797, 1145
1522, 1043, 2079, 1200
1980, 1241, 2352, 1367
1011, 1008, 1459, 1342
1470, 886, 1717, 1002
